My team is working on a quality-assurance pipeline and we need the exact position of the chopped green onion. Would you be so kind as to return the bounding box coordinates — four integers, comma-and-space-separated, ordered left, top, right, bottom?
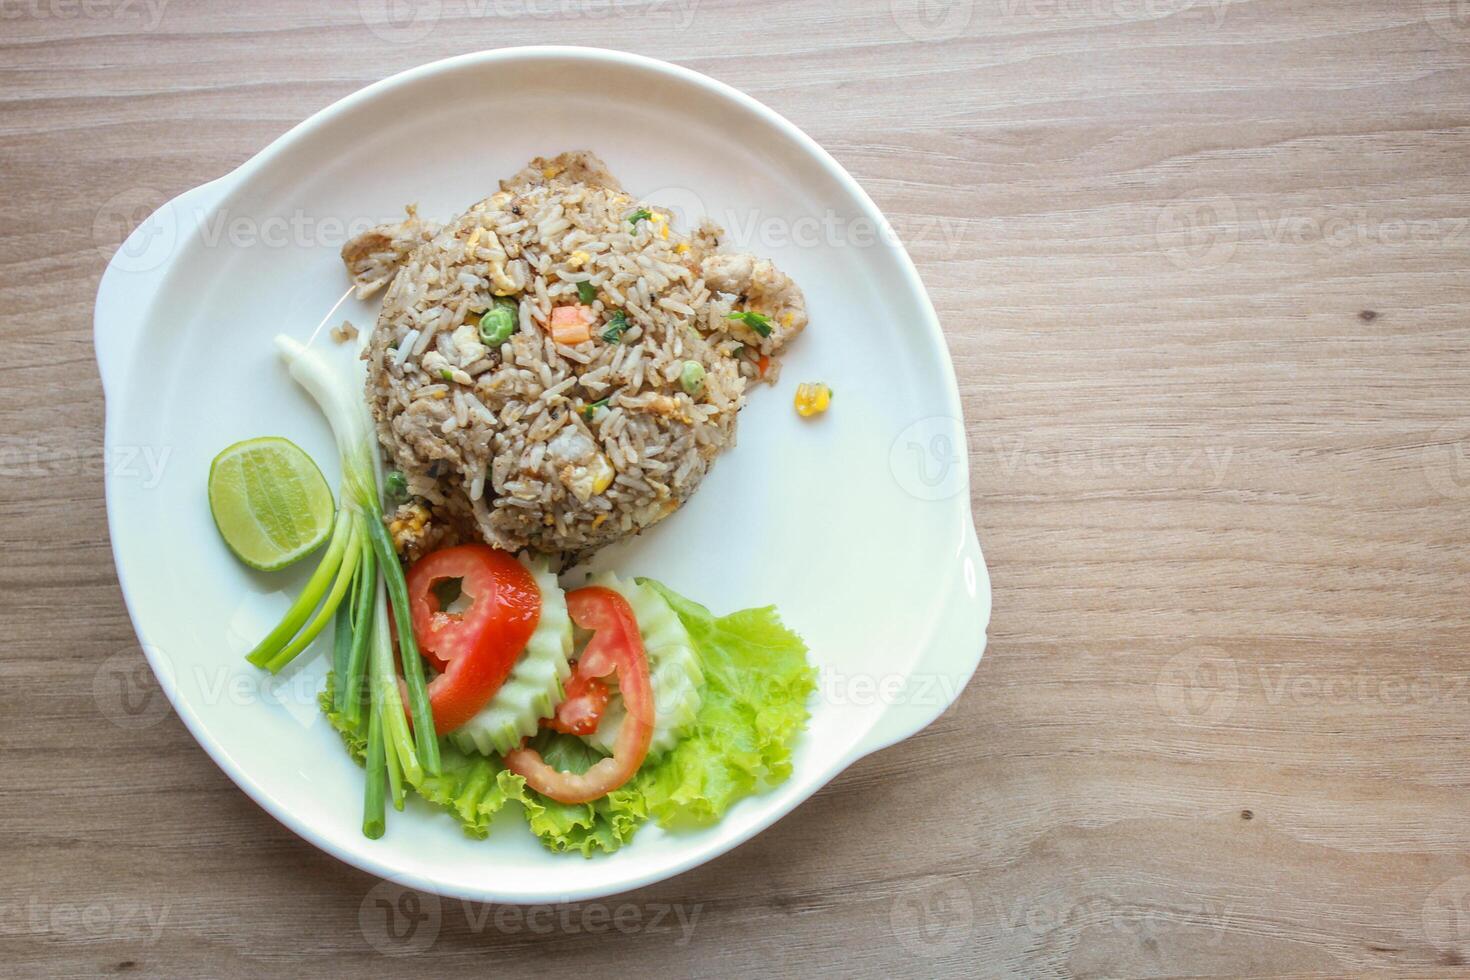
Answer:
367, 574, 421, 787
383, 470, 408, 504
679, 360, 706, 396
601, 310, 630, 343
331, 595, 352, 689
479, 301, 517, 346
362, 698, 386, 839
576, 281, 597, 304
340, 532, 375, 723
726, 310, 773, 338
440, 369, 453, 382
261, 518, 364, 673
364, 515, 440, 776
581, 397, 610, 421
628, 208, 653, 226
380, 694, 406, 811
244, 510, 355, 669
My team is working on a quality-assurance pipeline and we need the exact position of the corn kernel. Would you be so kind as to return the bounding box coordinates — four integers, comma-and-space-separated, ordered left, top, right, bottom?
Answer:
794, 382, 832, 418
568, 250, 590, 268
388, 502, 430, 555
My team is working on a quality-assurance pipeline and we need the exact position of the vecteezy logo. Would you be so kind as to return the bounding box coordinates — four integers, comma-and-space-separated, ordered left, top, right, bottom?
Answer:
889, 0, 974, 42
1156, 647, 1239, 726
358, 0, 441, 43
1423, 875, 1470, 952
93, 646, 176, 730
1138, 0, 1205, 21
1424, 0, 1470, 44
1155, 194, 1239, 271
1423, 423, 1470, 500
890, 878, 973, 958
359, 877, 441, 955
94, 187, 178, 274
638, 185, 710, 235
891, 416, 969, 501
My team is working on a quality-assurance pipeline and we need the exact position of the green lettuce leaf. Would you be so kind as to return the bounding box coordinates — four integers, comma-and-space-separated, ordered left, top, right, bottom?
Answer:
409, 741, 523, 839
320, 680, 368, 763
633, 581, 816, 826
513, 731, 648, 856
318, 581, 815, 855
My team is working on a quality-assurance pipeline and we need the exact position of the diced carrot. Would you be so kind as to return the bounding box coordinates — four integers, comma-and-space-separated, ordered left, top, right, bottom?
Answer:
550, 304, 594, 345
757, 354, 770, 378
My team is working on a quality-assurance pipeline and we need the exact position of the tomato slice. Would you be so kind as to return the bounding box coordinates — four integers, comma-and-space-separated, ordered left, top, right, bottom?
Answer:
503, 586, 653, 803
405, 544, 541, 735
546, 671, 611, 736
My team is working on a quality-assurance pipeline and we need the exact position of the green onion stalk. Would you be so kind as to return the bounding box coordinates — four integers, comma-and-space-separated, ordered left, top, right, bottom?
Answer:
242, 335, 442, 836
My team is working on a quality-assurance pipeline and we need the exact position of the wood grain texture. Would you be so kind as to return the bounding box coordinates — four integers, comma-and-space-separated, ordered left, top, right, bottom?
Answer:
3, 0, 1470, 976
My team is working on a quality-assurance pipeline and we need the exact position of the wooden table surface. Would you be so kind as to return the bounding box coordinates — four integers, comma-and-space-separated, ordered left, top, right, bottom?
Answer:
5, 1, 1470, 976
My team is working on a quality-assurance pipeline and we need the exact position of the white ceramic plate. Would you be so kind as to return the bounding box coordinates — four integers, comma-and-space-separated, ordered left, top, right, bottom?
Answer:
95, 47, 990, 903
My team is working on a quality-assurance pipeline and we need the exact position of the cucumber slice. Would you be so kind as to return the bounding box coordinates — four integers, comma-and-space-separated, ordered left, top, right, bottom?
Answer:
584, 572, 704, 759
448, 558, 573, 757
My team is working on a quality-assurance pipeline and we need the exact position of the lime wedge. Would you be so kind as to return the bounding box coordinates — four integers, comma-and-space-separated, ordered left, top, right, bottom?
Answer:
209, 436, 335, 571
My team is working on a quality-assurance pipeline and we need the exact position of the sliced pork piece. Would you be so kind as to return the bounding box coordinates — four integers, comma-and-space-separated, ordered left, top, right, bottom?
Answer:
701, 253, 809, 354
340, 206, 441, 299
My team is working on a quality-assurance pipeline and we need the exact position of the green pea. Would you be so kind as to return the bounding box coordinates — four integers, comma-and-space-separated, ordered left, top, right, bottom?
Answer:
679, 360, 706, 396
479, 301, 517, 346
